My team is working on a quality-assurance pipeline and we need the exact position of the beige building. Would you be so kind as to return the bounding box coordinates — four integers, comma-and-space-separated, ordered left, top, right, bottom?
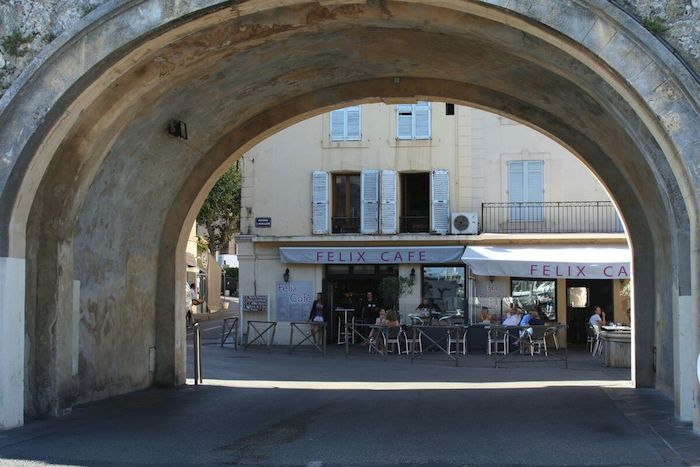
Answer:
237, 103, 629, 346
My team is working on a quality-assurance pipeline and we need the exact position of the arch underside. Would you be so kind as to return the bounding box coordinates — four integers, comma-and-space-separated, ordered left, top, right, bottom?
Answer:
1, 1, 693, 419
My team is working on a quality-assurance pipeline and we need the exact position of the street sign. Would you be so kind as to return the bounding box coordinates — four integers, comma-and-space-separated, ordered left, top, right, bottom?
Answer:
255, 217, 271, 228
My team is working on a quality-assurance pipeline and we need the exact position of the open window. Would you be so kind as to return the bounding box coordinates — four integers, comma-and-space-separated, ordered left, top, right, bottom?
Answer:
332, 174, 361, 233
400, 173, 430, 233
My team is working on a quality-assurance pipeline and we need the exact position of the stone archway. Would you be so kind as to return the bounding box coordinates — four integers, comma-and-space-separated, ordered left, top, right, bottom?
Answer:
0, 1, 697, 431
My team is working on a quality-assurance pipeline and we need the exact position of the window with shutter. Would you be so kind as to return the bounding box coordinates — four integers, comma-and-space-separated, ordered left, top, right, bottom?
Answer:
380, 170, 397, 234
508, 161, 544, 221
430, 169, 450, 234
330, 106, 361, 141
361, 170, 379, 234
396, 102, 431, 140
332, 174, 361, 233
311, 171, 329, 234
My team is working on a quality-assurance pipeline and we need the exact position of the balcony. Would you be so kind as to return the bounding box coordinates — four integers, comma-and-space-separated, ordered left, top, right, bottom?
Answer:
400, 215, 430, 233
481, 201, 624, 234
332, 217, 360, 234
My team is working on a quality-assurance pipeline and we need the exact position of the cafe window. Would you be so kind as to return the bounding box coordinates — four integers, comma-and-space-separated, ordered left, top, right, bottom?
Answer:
332, 174, 361, 233
421, 266, 466, 314
510, 278, 557, 320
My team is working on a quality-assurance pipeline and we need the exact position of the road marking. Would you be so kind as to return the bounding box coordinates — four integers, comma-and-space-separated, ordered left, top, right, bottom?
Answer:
184, 379, 633, 390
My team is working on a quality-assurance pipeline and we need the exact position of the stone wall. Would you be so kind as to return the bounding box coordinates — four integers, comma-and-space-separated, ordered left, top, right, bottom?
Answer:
1, 1, 699, 98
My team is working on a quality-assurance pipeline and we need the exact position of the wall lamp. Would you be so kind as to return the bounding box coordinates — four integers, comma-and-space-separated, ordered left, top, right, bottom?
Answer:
409, 268, 416, 282
283, 268, 290, 283
488, 275, 495, 283
167, 119, 188, 140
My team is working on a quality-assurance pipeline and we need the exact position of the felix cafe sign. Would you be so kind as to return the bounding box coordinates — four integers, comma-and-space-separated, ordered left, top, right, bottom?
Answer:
279, 246, 465, 264
528, 263, 629, 279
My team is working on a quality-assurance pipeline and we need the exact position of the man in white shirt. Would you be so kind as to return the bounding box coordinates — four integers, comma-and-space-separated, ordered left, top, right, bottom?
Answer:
185, 283, 193, 326
589, 306, 606, 327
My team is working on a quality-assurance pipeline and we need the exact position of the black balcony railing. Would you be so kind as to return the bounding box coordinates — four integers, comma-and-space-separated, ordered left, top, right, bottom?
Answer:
332, 217, 360, 233
400, 215, 430, 233
481, 201, 624, 234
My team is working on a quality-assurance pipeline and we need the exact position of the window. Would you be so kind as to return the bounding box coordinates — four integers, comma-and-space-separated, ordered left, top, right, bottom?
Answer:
330, 106, 361, 141
507, 160, 544, 221
422, 266, 466, 314
568, 287, 589, 308
332, 174, 361, 233
400, 173, 430, 232
396, 102, 431, 139
511, 278, 557, 320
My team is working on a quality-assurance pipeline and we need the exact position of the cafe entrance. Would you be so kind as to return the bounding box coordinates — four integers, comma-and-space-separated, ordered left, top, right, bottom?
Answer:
326, 264, 398, 343
566, 279, 614, 344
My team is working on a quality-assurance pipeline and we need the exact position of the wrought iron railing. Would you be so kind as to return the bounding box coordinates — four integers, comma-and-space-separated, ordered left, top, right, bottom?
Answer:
400, 215, 430, 233
332, 216, 360, 233
481, 201, 624, 234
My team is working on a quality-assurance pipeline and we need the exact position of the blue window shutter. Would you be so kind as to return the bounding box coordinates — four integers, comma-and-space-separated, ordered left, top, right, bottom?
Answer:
361, 170, 379, 234
414, 102, 431, 139
508, 161, 524, 221
330, 110, 345, 141
380, 170, 397, 234
430, 169, 450, 234
346, 106, 361, 141
312, 171, 329, 234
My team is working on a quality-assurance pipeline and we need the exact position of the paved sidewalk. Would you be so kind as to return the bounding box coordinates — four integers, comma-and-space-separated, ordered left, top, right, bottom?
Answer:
0, 343, 698, 466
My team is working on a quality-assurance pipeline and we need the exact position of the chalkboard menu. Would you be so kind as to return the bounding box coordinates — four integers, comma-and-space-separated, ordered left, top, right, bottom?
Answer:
242, 295, 268, 314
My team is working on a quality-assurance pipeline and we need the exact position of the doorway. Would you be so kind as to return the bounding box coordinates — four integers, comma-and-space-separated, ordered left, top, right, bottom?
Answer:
565, 279, 613, 344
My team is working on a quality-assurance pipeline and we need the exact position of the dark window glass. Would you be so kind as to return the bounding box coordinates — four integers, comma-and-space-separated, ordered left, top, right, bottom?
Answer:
400, 173, 430, 233
332, 174, 361, 233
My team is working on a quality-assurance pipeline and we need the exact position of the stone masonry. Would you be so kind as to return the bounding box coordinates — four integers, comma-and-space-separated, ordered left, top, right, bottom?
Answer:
0, 1, 699, 98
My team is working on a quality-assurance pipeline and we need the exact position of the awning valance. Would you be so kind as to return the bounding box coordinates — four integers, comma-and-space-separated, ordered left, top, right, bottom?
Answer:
461, 245, 630, 279
280, 246, 464, 264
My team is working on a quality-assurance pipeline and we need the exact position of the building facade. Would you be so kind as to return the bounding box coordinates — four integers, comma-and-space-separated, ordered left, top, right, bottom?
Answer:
237, 103, 629, 345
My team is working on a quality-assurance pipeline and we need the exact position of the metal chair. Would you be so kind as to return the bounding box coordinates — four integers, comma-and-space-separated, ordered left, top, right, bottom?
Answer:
447, 326, 468, 355
400, 327, 423, 354
383, 326, 402, 354
527, 326, 548, 356
487, 326, 507, 355
585, 324, 596, 353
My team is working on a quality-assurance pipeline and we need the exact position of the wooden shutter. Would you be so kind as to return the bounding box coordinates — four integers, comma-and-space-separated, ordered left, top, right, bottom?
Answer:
430, 169, 450, 234
346, 106, 361, 141
414, 102, 431, 139
380, 170, 397, 234
396, 104, 413, 139
312, 171, 329, 234
361, 170, 379, 234
330, 110, 345, 141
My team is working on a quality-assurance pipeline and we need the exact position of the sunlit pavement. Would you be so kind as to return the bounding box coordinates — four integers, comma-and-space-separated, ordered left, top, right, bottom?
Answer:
1, 334, 699, 466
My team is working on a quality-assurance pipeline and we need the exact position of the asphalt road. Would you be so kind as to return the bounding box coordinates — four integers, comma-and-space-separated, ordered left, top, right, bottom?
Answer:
1, 317, 698, 466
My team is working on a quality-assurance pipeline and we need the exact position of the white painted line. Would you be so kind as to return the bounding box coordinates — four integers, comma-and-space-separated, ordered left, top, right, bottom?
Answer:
184, 379, 633, 390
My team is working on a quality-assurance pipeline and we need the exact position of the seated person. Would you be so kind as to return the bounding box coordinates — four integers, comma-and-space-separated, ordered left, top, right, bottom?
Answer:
384, 309, 400, 328
479, 306, 491, 324
502, 308, 522, 326
589, 305, 606, 327
529, 310, 545, 325
519, 310, 532, 327
363, 309, 387, 345
416, 298, 432, 318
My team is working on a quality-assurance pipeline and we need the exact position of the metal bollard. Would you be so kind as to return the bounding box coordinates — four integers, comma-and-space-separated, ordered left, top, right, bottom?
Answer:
193, 322, 203, 385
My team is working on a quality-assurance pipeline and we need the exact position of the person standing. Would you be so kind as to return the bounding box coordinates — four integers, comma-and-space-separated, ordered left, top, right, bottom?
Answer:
361, 291, 380, 325
185, 283, 193, 326
308, 293, 327, 345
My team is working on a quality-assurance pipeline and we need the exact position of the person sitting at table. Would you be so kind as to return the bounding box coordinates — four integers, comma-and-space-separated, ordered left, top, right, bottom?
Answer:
308, 292, 326, 345
529, 309, 545, 325
479, 306, 491, 324
416, 298, 432, 319
362, 308, 387, 346
502, 305, 522, 326
589, 305, 606, 327
519, 309, 532, 327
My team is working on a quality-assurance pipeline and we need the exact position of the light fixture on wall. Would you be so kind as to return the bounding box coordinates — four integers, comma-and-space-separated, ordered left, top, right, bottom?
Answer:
488, 275, 495, 283
283, 268, 290, 283
410, 268, 416, 283
167, 119, 188, 139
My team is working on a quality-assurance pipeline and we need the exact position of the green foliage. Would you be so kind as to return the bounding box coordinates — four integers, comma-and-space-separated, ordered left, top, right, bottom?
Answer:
1, 30, 34, 57
224, 267, 239, 280
620, 281, 631, 297
641, 17, 669, 35
196, 165, 241, 255
379, 276, 414, 310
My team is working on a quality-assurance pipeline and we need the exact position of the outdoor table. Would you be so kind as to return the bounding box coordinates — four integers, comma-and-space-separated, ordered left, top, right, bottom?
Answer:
334, 307, 355, 345
244, 320, 277, 350
288, 321, 326, 356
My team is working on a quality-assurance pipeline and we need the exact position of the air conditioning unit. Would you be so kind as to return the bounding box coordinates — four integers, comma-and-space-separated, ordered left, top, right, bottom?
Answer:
451, 212, 478, 235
